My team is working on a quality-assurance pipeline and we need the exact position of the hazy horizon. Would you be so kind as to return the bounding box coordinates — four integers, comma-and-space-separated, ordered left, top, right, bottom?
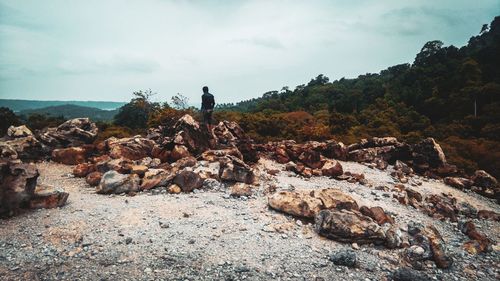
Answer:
1, 0, 499, 104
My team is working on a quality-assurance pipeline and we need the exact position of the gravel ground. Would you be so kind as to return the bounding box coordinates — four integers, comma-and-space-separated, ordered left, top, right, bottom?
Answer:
0, 160, 499, 281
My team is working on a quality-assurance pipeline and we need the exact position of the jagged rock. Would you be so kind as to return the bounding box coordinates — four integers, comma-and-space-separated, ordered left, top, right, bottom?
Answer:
394, 160, 413, 174
424, 193, 459, 222
268, 188, 358, 219
172, 156, 197, 169
170, 145, 190, 161
108, 136, 155, 160
472, 170, 497, 189
138, 157, 161, 168
406, 188, 423, 203
213, 120, 247, 148
321, 140, 348, 161
444, 177, 473, 189
459, 221, 491, 254
86, 171, 102, 186
219, 156, 256, 184
151, 144, 170, 162
389, 267, 431, 281
321, 159, 343, 177
314, 209, 386, 244
230, 182, 253, 197
96, 171, 140, 194
73, 163, 95, 178
173, 170, 204, 192
131, 165, 148, 176
298, 150, 323, 169
0, 136, 45, 161
39, 118, 98, 148
411, 138, 446, 170
171, 115, 213, 154
329, 250, 358, 267
28, 184, 68, 209
140, 168, 176, 190
7, 125, 33, 138
103, 158, 133, 174
52, 145, 94, 165
237, 140, 260, 163
374, 158, 388, 170
0, 160, 39, 217
359, 206, 394, 225
167, 184, 181, 194
201, 148, 243, 162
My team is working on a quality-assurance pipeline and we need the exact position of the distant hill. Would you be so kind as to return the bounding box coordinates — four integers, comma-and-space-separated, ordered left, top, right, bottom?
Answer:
0, 99, 126, 112
19, 104, 119, 121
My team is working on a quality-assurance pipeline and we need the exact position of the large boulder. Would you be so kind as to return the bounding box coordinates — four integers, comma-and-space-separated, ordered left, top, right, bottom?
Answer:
173, 170, 204, 192
107, 136, 155, 160
96, 171, 140, 194
28, 184, 69, 209
219, 156, 256, 184
39, 118, 98, 148
411, 138, 447, 170
314, 209, 386, 244
0, 160, 39, 217
268, 188, 358, 219
52, 145, 94, 165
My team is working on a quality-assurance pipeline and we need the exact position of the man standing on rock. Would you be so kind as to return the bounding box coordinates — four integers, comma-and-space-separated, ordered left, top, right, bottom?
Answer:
201, 86, 215, 131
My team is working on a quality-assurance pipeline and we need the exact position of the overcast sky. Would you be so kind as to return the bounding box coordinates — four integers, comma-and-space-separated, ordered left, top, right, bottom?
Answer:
0, 0, 498, 105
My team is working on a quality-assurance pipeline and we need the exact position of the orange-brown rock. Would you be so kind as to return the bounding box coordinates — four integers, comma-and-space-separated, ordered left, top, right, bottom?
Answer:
28, 184, 69, 209
268, 188, 358, 219
201, 148, 243, 162
108, 136, 155, 160
460, 221, 491, 254
140, 168, 176, 190
321, 159, 343, 177
298, 150, 323, 169
444, 177, 473, 189
73, 163, 95, 178
359, 206, 394, 225
85, 171, 102, 186
131, 165, 148, 177
230, 183, 253, 197
173, 170, 204, 192
52, 146, 93, 165
0, 160, 39, 217
219, 156, 256, 184
170, 145, 190, 161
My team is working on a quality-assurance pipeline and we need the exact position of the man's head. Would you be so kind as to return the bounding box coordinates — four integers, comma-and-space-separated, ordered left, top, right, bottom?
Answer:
202, 86, 209, 93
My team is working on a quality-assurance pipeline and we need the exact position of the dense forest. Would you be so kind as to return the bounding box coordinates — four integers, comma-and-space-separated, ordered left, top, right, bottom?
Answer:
1, 17, 499, 178
211, 16, 500, 177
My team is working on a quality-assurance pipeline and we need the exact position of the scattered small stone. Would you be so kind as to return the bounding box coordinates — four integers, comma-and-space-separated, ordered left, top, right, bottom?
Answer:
329, 250, 357, 268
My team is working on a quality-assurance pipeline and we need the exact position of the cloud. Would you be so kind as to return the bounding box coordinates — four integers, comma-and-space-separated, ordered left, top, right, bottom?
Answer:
56, 56, 161, 75
228, 37, 285, 49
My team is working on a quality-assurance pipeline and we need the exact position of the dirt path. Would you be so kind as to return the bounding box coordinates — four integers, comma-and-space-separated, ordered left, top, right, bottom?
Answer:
0, 161, 499, 280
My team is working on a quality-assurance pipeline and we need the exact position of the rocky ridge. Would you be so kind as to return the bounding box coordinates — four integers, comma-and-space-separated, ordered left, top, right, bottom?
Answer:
0, 115, 499, 280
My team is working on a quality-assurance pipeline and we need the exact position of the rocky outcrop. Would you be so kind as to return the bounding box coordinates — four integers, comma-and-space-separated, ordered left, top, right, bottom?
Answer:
321, 159, 343, 177
268, 188, 358, 219
140, 168, 176, 190
443, 177, 473, 189
39, 118, 98, 148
